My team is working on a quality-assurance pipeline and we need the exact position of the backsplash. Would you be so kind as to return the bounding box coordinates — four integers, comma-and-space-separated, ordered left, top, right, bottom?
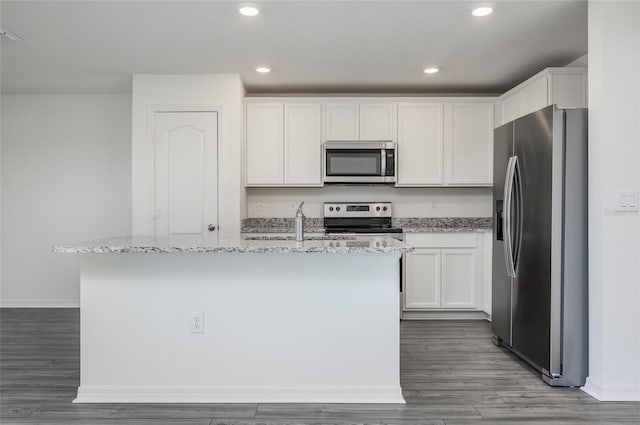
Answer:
246, 186, 492, 218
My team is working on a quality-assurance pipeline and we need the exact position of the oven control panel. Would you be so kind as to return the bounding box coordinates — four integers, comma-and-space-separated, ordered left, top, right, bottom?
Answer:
324, 202, 392, 218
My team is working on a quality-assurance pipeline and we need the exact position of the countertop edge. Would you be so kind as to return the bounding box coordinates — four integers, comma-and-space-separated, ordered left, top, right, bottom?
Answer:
54, 246, 412, 254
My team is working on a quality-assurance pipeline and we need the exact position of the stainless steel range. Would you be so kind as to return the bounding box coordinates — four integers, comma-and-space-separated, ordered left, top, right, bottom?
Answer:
324, 202, 404, 240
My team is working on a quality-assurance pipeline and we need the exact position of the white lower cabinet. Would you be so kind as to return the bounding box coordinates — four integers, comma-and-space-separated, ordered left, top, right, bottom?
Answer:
440, 249, 476, 308
403, 249, 441, 309
403, 233, 484, 313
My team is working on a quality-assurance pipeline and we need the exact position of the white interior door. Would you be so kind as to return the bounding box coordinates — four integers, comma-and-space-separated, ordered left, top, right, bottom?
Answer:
153, 111, 218, 237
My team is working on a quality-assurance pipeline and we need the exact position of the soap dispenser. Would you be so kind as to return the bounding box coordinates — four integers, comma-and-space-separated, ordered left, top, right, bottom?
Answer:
295, 201, 305, 242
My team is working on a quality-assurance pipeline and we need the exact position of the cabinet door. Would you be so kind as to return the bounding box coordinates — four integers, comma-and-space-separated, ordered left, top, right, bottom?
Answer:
501, 92, 522, 124
549, 71, 588, 109
404, 249, 441, 309
246, 103, 284, 185
520, 74, 549, 117
444, 103, 493, 185
325, 103, 359, 141
284, 103, 323, 186
397, 103, 444, 185
360, 103, 393, 140
441, 248, 477, 308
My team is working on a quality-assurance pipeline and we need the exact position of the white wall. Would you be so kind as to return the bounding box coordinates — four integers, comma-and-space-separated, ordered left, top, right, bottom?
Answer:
1, 94, 132, 307
247, 187, 492, 218
131, 75, 245, 238
584, 1, 640, 401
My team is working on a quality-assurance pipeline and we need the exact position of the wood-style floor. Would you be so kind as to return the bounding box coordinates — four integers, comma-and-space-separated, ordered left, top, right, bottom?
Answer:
1, 308, 639, 425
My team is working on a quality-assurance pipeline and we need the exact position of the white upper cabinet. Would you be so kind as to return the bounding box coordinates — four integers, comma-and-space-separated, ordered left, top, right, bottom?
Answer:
360, 103, 394, 140
284, 103, 323, 186
520, 72, 549, 114
246, 98, 495, 187
325, 102, 359, 140
444, 103, 493, 186
501, 91, 522, 125
495, 67, 587, 127
396, 103, 444, 185
246, 103, 284, 186
325, 102, 394, 141
246, 102, 323, 187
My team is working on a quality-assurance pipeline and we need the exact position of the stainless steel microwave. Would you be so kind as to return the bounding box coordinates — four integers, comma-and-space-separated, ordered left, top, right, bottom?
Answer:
324, 142, 396, 184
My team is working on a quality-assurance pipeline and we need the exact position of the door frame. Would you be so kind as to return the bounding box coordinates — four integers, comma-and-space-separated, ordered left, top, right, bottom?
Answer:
146, 105, 222, 236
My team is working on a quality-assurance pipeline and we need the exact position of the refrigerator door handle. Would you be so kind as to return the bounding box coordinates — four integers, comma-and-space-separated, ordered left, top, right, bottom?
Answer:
513, 156, 523, 274
503, 156, 517, 278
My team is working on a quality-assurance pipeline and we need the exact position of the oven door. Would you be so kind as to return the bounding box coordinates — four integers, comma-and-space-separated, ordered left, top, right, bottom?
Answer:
324, 142, 396, 183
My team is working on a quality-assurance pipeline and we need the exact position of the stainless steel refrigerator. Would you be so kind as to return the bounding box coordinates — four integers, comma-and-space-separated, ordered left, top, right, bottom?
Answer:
492, 105, 588, 387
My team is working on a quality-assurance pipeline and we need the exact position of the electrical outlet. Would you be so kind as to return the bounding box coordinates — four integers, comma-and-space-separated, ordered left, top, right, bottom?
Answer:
190, 312, 204, 334
256, 200, 264, 215
430, 199, 438, 211
616, 190, 639, 212
289, 200, 297, 211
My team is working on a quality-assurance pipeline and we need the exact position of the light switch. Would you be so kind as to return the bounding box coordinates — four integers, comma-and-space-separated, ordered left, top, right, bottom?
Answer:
615, 190, 639, 212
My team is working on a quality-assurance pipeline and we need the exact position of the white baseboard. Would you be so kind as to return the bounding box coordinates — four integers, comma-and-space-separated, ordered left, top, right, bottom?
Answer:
582, 377, 640, 401
0, 299, 79, 308
401, 310, 490, 320
74, 385, 406, 404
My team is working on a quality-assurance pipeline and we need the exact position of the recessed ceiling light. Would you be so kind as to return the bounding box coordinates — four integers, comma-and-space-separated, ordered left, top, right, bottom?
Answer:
256, 66, 271, 74
423, 67, 439, 74
238, 3, 260, 17
0, 26, 22, 41
472, 7, 494, 17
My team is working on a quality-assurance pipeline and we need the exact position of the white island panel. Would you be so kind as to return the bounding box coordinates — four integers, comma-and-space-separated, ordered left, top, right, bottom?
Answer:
74, 249, 404, 403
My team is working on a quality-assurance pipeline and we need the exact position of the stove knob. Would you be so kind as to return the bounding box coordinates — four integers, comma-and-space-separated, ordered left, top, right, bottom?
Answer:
329, 206, 334, 212
382, 206, 388, 211
336, 206, 341, 212
376, 206, 381, 211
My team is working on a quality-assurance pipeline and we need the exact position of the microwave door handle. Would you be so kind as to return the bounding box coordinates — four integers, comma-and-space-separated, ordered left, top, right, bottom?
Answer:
380, 149, 386, 176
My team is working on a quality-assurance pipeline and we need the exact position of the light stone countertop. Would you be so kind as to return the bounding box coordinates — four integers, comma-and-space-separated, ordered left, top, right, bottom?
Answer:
402, 227, 492, 233
394, 217, 492, 233
54, 235, 412, 255
241, 217, 493, 234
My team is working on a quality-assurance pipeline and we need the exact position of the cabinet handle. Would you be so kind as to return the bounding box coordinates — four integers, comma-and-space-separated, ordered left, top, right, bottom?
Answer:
208, 224, 216, 232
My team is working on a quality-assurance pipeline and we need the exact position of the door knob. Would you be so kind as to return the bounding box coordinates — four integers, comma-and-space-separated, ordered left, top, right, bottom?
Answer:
208, 224, 216, 232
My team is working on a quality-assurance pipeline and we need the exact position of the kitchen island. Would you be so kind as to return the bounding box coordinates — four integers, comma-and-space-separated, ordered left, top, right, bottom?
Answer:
55, 235, 411, 404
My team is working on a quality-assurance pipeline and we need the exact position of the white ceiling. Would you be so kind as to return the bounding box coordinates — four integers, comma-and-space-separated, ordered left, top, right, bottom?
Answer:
0, 0, 587, 95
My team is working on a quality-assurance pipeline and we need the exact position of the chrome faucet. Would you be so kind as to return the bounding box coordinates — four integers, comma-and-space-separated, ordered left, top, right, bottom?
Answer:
295, 201, 305, 242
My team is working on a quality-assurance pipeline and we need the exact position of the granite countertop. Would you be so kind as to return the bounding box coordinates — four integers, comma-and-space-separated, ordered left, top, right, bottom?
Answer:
241, 218, 325, 234
241, 217, 493, 234
396, 217, 493, 233
54, 235, 412, 255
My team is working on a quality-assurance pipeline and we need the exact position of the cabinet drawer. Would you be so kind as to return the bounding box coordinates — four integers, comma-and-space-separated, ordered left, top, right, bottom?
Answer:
405, 232, 478, 248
